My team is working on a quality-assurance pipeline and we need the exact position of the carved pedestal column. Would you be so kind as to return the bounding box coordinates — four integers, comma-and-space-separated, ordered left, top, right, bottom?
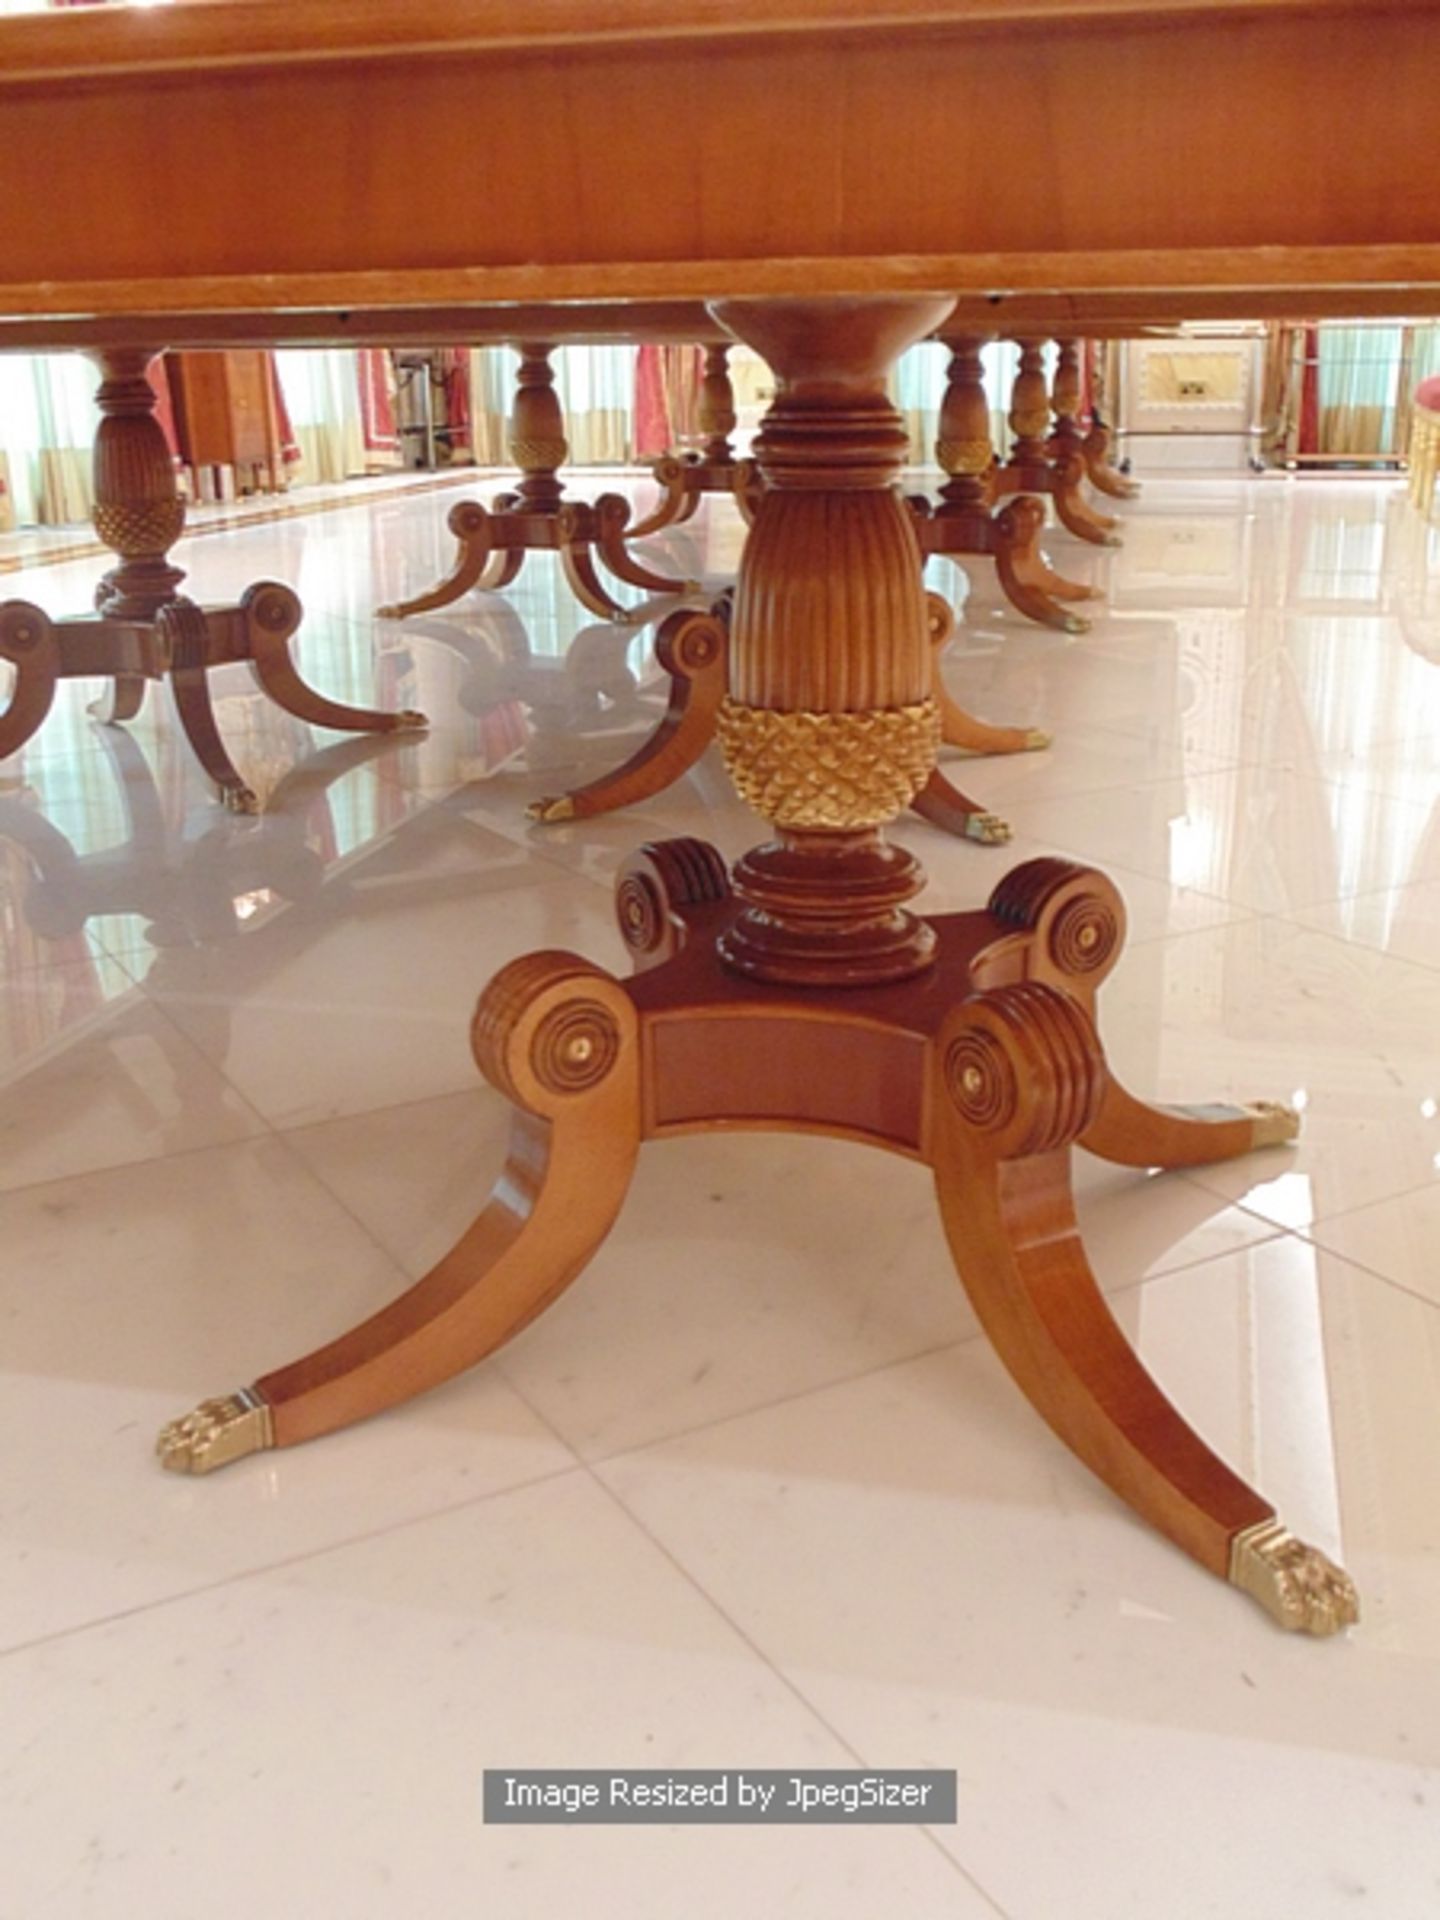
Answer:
89, 349, 187, 620
698, 342, 739, 467
709, 298, 948, 986
508, 341, 567, 515
990, 337, 1120, 548
631, 340, 763, 536
1045, 337, 1088, 467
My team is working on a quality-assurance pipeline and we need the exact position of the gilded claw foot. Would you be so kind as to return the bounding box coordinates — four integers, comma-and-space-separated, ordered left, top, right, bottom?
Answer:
1244, 1099, 1302, 1148
527, 794, 577, 823
964, 811, 1012, 845
1229, 1520, 1360, 1636
392, 709, 429, 732
157, 1388, 274, 1474
221, 786, 261, 816
1020, 727, 1052, 752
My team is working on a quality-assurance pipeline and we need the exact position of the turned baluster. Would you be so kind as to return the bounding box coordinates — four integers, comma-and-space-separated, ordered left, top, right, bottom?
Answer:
697, 343, 739, 465
935, 334, 995, 513
709, 297, 952, 988
1006, 338, 1052, 469
89, 348, 187, 620
1046, 337, 1087, 463
509, 342, 567, 513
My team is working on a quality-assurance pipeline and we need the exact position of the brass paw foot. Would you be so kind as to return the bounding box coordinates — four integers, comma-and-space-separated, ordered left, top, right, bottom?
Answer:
1062, 614, 1091, 635
375, 603, 404, 620
221, 786, 260, 816
1230, 1520, 1360, 1636
1022, 728, 1052, 752
1245, 1099, 1302, 1148
964, 811, 1013, 846
527, 794, 577, 824
157, 1388, 274, 1474
391, 709, 429, 731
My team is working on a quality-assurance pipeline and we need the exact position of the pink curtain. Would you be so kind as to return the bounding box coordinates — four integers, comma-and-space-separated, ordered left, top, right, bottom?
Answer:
1297, 324, 1321, 457
358, 349, 398, 461
633, 346, 672, 456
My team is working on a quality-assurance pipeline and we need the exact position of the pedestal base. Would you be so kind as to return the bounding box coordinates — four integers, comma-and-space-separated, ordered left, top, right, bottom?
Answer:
376, 490, 702, 627
0, 583, 425, 812
157, 843, 1357, 1636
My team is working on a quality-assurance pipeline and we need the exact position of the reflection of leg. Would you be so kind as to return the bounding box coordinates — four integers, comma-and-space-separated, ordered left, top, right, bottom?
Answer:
0, 601, 60, 759
993, 498, 1089, 634
159, 601, 259, 814
157, 953, 641, 1468
558, 532, 631, 622
909, 767, 1011, 844
933, 979, 1357, 1635
591, 494, 701, 596
528, 608, 726, 822
376, 499, 497, 618
926, 591, 1051, 756
89, 673, 148, 725
1052, 453, 1121, 547
244, 581, 427, 734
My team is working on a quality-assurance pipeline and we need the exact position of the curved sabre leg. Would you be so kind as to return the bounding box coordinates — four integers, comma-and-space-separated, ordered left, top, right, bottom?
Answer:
558, 534, 633, 623
242, 582, 427, 734
527, 608, 726, 823
925, 591, 1052, 757
933, 983, 1358, 1635
0, 601, 60, 761
1052, 454, 1121, 548
377, 500, 497, 618
89, 673, 148, 725
157, 955, 641, 1467
591, 494, 701, 597
994, 499, 1090, 634
909, 767, 1012, 844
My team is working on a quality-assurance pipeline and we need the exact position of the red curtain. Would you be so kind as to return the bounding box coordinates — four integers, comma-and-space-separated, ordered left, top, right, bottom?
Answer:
633, 346, 672, 456
358, 349, 398, 458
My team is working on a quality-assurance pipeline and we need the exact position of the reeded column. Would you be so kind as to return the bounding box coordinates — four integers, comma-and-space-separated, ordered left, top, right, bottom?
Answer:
698, 344, 738, 464
509, 342, 567, 513
88, 348, 187, 619
935, 334, 995, 512
707, 296, 954, 987
1047, 337, 1086, 461
1007, 338, 1052, 466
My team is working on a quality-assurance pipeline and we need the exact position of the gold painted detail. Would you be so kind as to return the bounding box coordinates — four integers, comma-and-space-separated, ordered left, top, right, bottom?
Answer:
510, 438, 568, 472
526, 794, 577, 824
156, 1388, 273, 1475
715, 697, 940, 829
1229, 1520, 1359, 1636
92, 498, 185, 558
1245, 1099, 1302, 1148
531, 999, 621, 1094
1010, 411, 1051, 441
937, 438, 995, 477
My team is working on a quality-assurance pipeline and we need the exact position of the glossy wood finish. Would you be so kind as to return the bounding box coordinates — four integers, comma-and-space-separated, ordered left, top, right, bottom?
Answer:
15, 0, 1392, 1628
166, 830, 1349, 1626
378, 343, 699, 626
2, 3, 1437, 319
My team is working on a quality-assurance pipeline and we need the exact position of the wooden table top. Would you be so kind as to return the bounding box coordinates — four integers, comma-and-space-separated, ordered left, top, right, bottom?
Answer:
0, 0, 1437, 343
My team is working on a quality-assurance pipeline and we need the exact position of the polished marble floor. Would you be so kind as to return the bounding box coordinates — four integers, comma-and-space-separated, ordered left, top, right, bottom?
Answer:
2, 464, 1438, 1918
